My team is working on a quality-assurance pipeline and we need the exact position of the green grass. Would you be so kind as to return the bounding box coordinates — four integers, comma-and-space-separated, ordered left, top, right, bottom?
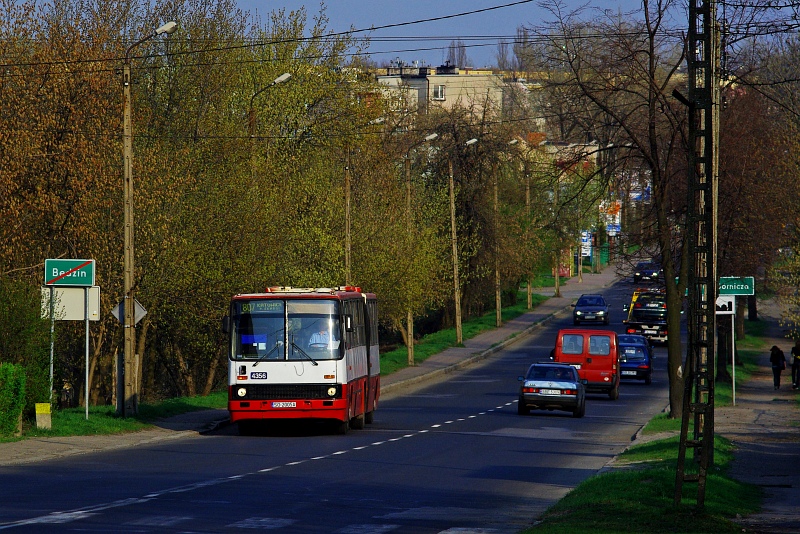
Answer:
641, 412, 681, 435
738, 319, 770, 350
380, 291, 548, 374
715, 352, 759, 406
5, 391, 229, 441
527, 435, 759, 533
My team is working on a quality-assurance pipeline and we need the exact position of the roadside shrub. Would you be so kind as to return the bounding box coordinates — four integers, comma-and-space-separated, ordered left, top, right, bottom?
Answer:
0, 363, 26, 436
0, 275, 51, 413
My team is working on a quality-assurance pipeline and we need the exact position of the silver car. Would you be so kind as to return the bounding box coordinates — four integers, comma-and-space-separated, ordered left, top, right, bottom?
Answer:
517, 363, 586, 418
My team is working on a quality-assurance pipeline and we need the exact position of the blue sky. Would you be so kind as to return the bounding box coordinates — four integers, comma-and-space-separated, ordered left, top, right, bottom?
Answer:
235, 1, 643, 68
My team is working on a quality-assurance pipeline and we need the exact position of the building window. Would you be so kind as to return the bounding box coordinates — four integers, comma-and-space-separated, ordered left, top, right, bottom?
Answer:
432, 84, 446, 100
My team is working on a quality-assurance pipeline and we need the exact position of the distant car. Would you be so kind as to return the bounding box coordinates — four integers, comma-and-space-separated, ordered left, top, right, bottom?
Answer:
633, 262, 662, 284
518, 363, 586, 418
623, 289, 668, 343
619, 341, 653, 385
572, 294, 610, 325
618, 334, 654, 352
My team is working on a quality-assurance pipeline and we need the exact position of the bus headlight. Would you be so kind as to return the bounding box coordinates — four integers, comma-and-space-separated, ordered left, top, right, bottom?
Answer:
327, 387, 337, 397
237, 387, 247, 398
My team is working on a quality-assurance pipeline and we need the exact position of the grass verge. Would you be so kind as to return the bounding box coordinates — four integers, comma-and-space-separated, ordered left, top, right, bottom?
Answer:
379, 291, 548, 375
526, 435, 760, 533
5, 391, 229, 442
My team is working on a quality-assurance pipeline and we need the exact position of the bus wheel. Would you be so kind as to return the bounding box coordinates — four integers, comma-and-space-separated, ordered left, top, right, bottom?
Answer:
365, 411, 374, 424
335, 419, 350, 435
350, 413, 365, 430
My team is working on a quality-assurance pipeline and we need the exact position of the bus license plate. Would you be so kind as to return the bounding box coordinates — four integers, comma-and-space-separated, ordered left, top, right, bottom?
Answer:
272, 402, 296, 408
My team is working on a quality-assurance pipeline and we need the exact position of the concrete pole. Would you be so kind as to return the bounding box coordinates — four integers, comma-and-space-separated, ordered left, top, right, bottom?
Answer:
449, 158, 463, 345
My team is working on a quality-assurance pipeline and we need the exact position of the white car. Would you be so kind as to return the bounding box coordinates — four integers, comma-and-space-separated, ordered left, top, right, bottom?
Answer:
518, 363, 586, 418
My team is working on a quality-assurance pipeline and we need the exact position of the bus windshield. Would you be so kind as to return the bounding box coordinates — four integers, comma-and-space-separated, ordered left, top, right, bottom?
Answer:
287, 300, 341, 361
231, 299, 342, 362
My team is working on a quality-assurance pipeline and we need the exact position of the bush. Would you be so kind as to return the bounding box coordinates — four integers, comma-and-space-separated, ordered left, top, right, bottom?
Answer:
0, 363, 26, 436
0, 275, 51, 413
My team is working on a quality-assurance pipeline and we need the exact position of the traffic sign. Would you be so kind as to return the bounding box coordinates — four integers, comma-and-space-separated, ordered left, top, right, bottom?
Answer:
41, 286, 100, 321
715, 296, 735, 315
719, 276, 754, 296
112, 299, 147, 325
45, 259, 95, 287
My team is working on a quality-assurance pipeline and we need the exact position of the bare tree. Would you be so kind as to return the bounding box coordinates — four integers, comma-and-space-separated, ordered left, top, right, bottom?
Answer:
446, 39, 469, 68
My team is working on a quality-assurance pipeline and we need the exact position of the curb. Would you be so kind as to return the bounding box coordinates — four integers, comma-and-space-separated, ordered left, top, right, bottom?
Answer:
381, 304, 573, 395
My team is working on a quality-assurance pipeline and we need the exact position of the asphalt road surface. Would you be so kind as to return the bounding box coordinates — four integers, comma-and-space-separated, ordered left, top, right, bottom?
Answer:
0, 282, 671, 533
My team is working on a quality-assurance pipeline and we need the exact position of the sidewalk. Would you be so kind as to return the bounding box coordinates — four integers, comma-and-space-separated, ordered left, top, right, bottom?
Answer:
0, 269, 615, 467
715, 299, 800, 533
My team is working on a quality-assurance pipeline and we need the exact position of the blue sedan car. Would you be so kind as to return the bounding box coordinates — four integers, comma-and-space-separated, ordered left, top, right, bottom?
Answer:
619, 340, 653, 385
572, 294, 610, 325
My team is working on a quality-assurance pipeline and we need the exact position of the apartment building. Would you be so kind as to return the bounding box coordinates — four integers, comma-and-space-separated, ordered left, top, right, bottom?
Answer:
376, 62, 505, 117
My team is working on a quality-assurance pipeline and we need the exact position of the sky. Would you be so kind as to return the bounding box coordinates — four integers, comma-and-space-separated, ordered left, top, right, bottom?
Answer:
235, 0, 643, 69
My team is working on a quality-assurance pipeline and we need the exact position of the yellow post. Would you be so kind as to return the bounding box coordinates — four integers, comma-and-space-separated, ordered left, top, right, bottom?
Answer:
35, 402, 52, 430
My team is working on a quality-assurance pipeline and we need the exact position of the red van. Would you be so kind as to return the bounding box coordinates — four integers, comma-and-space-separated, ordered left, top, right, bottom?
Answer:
551, 328, 620, 400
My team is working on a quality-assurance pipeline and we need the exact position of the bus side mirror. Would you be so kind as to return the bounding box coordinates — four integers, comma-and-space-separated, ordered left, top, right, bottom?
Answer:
344, 314, 353, 332
221, 316, 230, 334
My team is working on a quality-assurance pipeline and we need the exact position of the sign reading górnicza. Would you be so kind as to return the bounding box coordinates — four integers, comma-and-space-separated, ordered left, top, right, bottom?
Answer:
719, 276, 754, 296
44, 259, 95, 287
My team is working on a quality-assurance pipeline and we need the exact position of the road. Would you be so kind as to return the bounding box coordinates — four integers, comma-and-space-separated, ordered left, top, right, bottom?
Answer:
0, 281, 670, 533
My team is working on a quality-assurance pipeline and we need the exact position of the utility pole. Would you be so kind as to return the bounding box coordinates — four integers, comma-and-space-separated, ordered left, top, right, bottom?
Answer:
120, 21, 177, 417
345, 145, 351, 286
674, 0, 720, 508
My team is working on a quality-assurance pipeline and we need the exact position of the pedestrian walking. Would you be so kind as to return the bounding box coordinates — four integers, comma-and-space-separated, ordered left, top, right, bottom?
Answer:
791, 340, 800, 390
769, 345, 787, 390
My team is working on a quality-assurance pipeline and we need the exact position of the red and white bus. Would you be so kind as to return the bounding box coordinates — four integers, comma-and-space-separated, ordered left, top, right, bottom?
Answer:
223, 286, 379, 434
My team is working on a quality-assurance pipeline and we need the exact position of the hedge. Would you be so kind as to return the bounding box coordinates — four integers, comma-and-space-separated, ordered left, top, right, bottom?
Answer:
0, 363, 26, 436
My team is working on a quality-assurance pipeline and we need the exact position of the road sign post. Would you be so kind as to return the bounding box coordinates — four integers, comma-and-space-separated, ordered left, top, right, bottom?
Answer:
43, 259, 97, 418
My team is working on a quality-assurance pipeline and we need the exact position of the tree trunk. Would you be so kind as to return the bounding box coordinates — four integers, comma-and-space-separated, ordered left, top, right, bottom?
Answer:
747, 294, 758, 321
716, 319, 732, 383
201, 347, 222, 396
736, 297, 747, 339
174, 344, 196, 397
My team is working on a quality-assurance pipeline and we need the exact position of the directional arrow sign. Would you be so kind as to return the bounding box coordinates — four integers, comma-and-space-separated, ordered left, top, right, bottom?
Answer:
45, 259, 95, 287
112, 299, 147, 325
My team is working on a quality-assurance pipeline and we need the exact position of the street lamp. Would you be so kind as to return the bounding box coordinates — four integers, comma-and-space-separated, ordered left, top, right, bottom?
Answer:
248, 72, 292, 138
404, 132, 438, 365
248, 72, 291, 182
449, 138, 477, 345
121, 20, 177, 417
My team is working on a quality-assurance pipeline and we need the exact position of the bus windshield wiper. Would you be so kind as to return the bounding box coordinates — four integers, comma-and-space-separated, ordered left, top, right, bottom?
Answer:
253, 342, 281, 367
291, 342, 319, 366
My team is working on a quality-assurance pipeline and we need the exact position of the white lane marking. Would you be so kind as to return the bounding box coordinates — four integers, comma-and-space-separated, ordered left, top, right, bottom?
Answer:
4, 399, 522, 530
335, 524, 400, 533
228, 517, 295, 529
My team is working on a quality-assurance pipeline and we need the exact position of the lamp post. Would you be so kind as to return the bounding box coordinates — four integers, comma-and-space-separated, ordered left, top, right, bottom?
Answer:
449, 138, 477, 345
404, 132, 438, 365
248, 73, 291, 182
121, 20, 177, 417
